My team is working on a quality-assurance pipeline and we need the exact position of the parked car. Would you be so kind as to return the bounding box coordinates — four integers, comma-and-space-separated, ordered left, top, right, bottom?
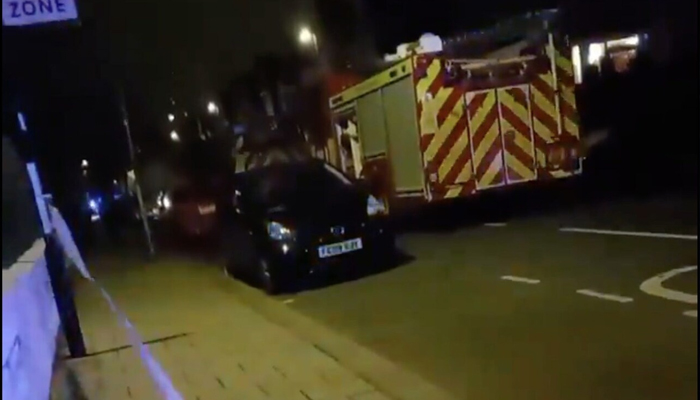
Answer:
160, 185, 219, 239
221, 159, 396, 294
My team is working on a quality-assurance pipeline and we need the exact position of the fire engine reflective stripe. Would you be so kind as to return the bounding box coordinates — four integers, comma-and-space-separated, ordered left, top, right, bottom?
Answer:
432, 89, 470, 187
529, 72, 559, 167
467, 90, 504, 189
441, 185, 473, 199
497, 86, 536, 182
415, 56, 443, 152
234, 154, 248, 173
555, 50, 580, 140
414, 56, 475, 193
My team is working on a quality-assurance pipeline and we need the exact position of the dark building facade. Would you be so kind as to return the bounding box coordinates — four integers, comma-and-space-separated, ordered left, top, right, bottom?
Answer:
2, 136, 42, 268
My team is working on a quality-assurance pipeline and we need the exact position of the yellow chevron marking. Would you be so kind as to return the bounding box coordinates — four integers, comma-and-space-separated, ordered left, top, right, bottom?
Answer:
497, 89, 535, 154
455, 159, 474, 184
555, 54, 574, 74
472, 120, 500, 169
560, 87, 576, 105
499, 89, 529, 121
558, 86, 580, 138
530, 73, 559, 168
415, 59, 441, 102
438, 115, 469, 182
417, 60, 444, 161
469, 91, 498, 165
505, 152, 534, 181
554, 50, 580, 141
437, 95, 467, 181
425, 87, 461, 163
564, 117, 579, 138
234, 154, 247, 173
444, 186, 463, 199
479, 151, 504, 187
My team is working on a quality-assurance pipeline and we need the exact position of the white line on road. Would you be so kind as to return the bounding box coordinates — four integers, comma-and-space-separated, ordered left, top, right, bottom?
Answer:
682, 310, 697, 318
640, 266, 697, 304
484, 222, 507, 227
282, 299, 295, 305
576, 289, 634, 303
500, 275, 540, 284
559, 227, 697, 241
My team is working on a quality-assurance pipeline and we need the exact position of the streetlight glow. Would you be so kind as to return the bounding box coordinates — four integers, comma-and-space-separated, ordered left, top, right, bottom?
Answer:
299, 27, 314, 44
207, 101, 219, 115
168, 113, 175, 122
170, 130, 180, 142
81, 159, 89, 168
298, 27, 318, 53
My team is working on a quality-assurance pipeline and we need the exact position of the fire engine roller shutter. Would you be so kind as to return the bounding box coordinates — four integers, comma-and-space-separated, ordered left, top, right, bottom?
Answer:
356, 91, 387, 157
381, 77, 425, 193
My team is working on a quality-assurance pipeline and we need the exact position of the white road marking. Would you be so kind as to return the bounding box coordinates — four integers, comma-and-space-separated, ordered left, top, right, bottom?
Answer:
500, 275, 540, 284
682, 310, 697, 318
639, 266, 697, 304
559, 227, 697, 240
484, 222, 507, 227
576, 289, 634, 303
282, 299, 295, 305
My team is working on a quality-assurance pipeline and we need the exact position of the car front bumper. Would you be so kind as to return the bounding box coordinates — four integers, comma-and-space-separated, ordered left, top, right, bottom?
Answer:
264, 218, 396, 283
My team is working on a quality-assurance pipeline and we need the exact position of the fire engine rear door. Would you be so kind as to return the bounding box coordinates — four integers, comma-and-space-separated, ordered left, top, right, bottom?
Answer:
466, 89, 506, 190
496, 85, 537, 183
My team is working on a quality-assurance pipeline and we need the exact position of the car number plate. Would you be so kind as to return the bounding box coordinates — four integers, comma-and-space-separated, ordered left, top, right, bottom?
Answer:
318, 238, 363, 259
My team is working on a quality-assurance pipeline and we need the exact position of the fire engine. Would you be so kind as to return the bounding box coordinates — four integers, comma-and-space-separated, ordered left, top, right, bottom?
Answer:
327, 11, 583, 211
231, 70, 363, 174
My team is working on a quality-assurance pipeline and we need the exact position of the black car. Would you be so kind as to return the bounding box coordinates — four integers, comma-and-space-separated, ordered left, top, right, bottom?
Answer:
221, 159, 396, 294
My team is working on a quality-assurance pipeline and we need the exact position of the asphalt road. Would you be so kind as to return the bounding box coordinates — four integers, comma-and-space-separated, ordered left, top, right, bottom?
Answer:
273, 194, 698, 400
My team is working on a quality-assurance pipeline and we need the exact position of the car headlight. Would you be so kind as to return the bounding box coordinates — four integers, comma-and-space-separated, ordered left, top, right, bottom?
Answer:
367, 195, 387, 216
158, 192, 172, 210
267, 221, 293, 240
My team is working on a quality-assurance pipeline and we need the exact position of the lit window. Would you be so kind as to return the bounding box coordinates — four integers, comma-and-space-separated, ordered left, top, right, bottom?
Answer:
571, 45, 583, 84
587, 43, 605, 66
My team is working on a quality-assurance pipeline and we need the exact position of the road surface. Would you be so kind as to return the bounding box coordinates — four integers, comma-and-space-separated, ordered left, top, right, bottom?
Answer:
277, 195, 698, 400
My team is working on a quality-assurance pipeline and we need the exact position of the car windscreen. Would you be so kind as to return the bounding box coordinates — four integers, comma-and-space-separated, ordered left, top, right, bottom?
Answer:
241, 162, 352, 210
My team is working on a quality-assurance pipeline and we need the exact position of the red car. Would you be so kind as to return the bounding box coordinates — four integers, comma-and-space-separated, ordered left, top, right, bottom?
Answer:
163, 186, 219, 238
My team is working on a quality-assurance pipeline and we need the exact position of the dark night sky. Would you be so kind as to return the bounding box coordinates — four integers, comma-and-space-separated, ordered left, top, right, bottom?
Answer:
7, 0, 666, 192
5, 0, 562, 123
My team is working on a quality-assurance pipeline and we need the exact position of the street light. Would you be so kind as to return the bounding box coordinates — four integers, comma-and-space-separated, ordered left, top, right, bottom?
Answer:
299, 27, 318, 53
167, 113, 175, 122
81, 159, 89, 168
170, 130, 180, 142
207, 101, 219, 115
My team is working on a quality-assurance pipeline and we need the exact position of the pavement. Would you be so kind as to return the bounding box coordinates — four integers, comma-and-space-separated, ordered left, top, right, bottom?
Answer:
62, 193, 697, 400
63, 255, 452, 400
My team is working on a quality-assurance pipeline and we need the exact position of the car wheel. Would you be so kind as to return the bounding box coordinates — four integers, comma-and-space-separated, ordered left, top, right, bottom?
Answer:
223, 238, 240, 279
222, 224, 252, 280
381, 234, 399, 264
258, 258, 282, 295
